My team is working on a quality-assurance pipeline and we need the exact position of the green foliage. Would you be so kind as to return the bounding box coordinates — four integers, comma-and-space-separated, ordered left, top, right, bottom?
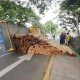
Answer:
43, 21, 58, 34
0, 5, 3, 11
60, 0, 80, 33
60, 0, 80, 18
0, 0, 40, 27
13, 0, 52, 14
28, 0, 53, 14
59, 13, 77, 28
0, 0, 53, 27
60, 0, 80, 11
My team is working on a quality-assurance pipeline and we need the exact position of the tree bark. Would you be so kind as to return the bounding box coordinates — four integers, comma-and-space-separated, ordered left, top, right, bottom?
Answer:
76, 14, 79, 36
75, 14, 79, 48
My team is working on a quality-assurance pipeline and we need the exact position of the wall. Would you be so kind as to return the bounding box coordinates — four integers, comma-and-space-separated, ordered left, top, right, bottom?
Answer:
0, 23, 29, 50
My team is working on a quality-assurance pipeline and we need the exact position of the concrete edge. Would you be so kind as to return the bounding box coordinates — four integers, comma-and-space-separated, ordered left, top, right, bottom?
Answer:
43, 55, 55, 80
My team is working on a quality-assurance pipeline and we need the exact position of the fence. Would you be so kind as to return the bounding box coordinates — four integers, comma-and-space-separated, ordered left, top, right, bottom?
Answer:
70, 36, 80, 54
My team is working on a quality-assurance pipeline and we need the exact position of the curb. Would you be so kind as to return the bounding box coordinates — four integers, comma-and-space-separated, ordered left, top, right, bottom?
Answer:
43, 55, 55, 80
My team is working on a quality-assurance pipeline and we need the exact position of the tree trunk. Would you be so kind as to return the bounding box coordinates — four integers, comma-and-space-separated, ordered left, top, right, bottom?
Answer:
76, 14, 79, 36
75, 14, 79, 48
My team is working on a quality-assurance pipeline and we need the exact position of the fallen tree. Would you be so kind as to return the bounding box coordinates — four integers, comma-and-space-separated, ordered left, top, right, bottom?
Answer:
12, 34, 75, 56
12, 34, 61, 55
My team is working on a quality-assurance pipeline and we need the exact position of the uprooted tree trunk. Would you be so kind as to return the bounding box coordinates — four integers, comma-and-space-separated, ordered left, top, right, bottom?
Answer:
12, 34, 61, 55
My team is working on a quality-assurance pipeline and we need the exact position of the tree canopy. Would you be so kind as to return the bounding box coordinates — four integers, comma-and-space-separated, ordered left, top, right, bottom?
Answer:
15, 0, 53, 14
0, 0, 44, 26
60, 0, 80, 35
43, 21, 58, 35
0, 0, 53, 27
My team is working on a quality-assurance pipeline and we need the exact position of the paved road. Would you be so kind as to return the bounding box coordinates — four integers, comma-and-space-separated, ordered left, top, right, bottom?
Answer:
0, 52, 50, 80
50, 55, 80, 80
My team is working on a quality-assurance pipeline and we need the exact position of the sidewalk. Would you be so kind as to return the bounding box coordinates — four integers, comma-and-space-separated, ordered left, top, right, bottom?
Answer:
50, 55, 80, 80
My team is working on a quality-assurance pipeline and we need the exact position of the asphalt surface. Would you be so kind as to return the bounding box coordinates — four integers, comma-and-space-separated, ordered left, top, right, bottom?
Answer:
50, 55, 80, 80
0, 53, 21, 71
0, 52, 50, 80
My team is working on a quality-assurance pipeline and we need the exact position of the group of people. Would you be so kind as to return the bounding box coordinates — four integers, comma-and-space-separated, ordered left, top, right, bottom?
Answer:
60, 32, 71, 46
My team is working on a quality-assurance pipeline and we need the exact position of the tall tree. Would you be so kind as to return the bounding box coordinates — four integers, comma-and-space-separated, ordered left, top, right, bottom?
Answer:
0, 0, 40, 26
15, 0, 53, 14
60, 0, 80, 36
43, 21, 58, 35
0, 0, 53, 26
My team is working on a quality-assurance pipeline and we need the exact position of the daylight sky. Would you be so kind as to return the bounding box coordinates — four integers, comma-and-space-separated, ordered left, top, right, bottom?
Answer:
17, 0, 62, 24
34, 0, 62, 24
39, 1, 61, 24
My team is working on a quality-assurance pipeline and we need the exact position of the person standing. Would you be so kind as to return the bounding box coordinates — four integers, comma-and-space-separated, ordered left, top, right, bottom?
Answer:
60, 32, 66, 45
66, 32, 71, 45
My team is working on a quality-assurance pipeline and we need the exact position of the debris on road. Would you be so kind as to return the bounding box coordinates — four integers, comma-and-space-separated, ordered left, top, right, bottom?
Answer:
12, 34, 75, 56
48, 41, 76, 56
